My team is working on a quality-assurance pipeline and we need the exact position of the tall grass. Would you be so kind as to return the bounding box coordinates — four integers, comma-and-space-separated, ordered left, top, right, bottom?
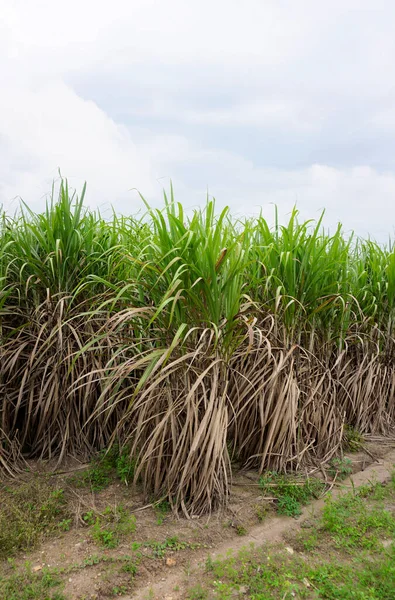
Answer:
1, 180, 394, 514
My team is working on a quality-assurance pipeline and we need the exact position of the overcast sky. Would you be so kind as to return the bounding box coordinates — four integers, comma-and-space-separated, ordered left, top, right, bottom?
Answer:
1, 0, 395, 239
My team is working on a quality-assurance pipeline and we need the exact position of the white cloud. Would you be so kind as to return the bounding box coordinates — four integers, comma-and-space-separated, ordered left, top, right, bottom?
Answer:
1, 1, 310, 68
175, 101, 318, 132
0, 79, 153, 212
142, 138, 395, 240
1, 0, 395, 240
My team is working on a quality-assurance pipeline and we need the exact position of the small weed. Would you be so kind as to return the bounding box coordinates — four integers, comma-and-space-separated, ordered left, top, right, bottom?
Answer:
84, 464, 111, 491
235, 525, 247, 536
255, 504, 267, 522
120, 560, 138, 577
82, 554, 102, 567
259, 472, 325, 518
205, 555, 214, 572
154, 500, 170, 525
82, 510, 96, 526
70, 445, 136, 491
328, 456, 353, 480
112, 584, 128, 595
213, 580, 237, 598
277, 495, 302, 517
0, 564, 65, 600
0, 478, 71, 558
343, 425, 363, 452
58, 518, 72, 532
145, 536, 190, 558
115, 451, 136, 486
131, 541, 142, 551
187, 583, 208, 599
84, 505, 136, 549
92, 527, 118, 549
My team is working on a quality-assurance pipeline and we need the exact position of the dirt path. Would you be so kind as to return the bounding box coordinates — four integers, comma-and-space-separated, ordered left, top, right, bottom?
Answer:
126, 448, 395, 600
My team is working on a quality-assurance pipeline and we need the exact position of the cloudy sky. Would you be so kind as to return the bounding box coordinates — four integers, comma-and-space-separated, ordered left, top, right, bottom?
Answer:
1, 0, 395, 239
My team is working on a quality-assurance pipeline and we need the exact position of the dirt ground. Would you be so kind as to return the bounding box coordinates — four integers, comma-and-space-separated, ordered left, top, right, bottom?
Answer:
2, 437, 395, 600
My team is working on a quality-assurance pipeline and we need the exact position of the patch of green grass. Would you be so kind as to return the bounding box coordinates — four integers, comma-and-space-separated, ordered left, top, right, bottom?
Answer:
194, 476, 395, 600
119, 559, 138, 577
235, 525, 247, 536
343, 425, 364, 452
84, 504, 136, 549
154, 500, 171, 525
201, 541, 395, 599
320, 484, 395, 551
299, 530, 319, 551
304, 548, 395, 600
70, 445, 136, 491
144, 536, 193, 558
187, 583, 208, 599
0, 552, 140, 599
115, 451, 136, 486
259, 472, 325, 517
254, 504, 268, 522
81, 554, 103, 567
0, 478, 71, 559
329, 456, 353, 480
0, 564, 65, 600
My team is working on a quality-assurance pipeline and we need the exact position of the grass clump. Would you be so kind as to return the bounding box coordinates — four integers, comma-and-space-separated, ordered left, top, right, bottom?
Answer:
343, 425, 364, 452
259, 472, 325, 517
187, 583, 208, 599
0, 564, 65, 600
144, 535, 191, 558
328, 456, 353, 480
70, 446, 136, 491
320, 484, 395, 551
0, 478, 71, 559
83, 504, 136, 549
153, 499, 171, 525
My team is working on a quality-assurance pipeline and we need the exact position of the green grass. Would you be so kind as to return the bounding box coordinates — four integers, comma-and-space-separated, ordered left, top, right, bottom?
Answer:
195, 475, 395, 599
343, 425, 364, 452
83, 504, 136, 549
143, 535, 193, 558
0, 478, 71, 559
153, 499, 171, 525
319, 483, 395, 552
0, 552, 140, 600
0, 564, 65, 600
69, 446, 136, 491
187, 584, 208, 599
259, 472, 326, 517
328, 457, 353, 480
